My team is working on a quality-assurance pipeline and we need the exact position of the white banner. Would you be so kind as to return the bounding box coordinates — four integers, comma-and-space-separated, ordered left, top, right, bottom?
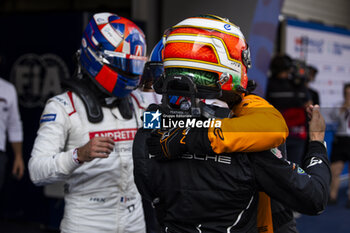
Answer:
285, 19, 350, 108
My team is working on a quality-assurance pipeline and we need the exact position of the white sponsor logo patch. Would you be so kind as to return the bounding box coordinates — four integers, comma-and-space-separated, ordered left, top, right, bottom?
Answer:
94, 12, 112, 25
306, 157, 323, 168
101, 24, 123, 48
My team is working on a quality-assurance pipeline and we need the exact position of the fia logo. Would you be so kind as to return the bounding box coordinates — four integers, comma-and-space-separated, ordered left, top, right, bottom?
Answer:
143, 110, 161, 129
10, 53, 69, 108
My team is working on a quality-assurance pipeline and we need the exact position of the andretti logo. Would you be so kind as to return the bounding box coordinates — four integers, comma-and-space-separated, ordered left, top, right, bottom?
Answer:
89, 128, 137, 142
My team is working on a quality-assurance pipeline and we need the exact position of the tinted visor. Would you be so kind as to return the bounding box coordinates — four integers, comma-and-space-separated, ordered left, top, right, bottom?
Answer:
102, 50, 147, 75
141, 61, 164, 83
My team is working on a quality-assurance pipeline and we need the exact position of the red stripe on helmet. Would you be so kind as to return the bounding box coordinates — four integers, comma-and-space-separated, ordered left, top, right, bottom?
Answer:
95, 65, 118, 93
165, 42, 218, 64
170, 27, 246, 62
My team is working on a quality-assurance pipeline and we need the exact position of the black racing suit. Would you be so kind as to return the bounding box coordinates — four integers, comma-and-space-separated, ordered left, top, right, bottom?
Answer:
133, 128, 330, 233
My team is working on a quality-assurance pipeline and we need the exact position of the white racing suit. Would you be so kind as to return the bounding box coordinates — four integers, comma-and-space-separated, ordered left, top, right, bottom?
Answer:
29, 90, 146, 233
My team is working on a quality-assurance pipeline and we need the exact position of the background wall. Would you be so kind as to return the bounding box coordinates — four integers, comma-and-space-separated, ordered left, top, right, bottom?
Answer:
282, 0, 350, 29
132, 0, 259, 52
161, 0, 257, 38
2, 0, 350, 52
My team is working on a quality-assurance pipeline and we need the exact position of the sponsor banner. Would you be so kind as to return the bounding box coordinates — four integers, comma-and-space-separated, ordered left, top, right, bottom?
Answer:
285, 19, 350, 177
285, 19, 350, 110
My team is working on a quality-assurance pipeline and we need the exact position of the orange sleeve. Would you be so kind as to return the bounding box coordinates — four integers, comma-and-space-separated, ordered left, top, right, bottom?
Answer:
208, 95, 289, 153
257, 192, 274, 233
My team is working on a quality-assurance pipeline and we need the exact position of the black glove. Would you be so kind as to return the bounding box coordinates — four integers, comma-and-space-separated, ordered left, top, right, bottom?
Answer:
147, 126, 215, 160
147, 127, 190, 160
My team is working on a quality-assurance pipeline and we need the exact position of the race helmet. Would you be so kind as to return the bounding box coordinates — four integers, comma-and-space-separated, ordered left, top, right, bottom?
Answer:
79, 12, 147, 98
162, 14, 251, 97
140, 37, 165, 86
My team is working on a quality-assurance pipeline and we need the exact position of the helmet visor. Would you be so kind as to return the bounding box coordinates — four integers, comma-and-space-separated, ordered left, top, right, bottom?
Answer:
142, 61, 164, 83
102, 50, 147, 75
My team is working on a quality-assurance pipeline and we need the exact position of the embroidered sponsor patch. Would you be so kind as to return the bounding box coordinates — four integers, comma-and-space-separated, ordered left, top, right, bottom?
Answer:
270, 147, 283, 159
297, 167, 306, 175
306, 157, 323, 168
54, 96, 68, 106
40, 114, 57, 123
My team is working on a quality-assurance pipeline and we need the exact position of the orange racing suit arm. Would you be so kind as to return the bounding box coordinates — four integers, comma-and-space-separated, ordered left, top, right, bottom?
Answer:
208, 95, 289, 153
